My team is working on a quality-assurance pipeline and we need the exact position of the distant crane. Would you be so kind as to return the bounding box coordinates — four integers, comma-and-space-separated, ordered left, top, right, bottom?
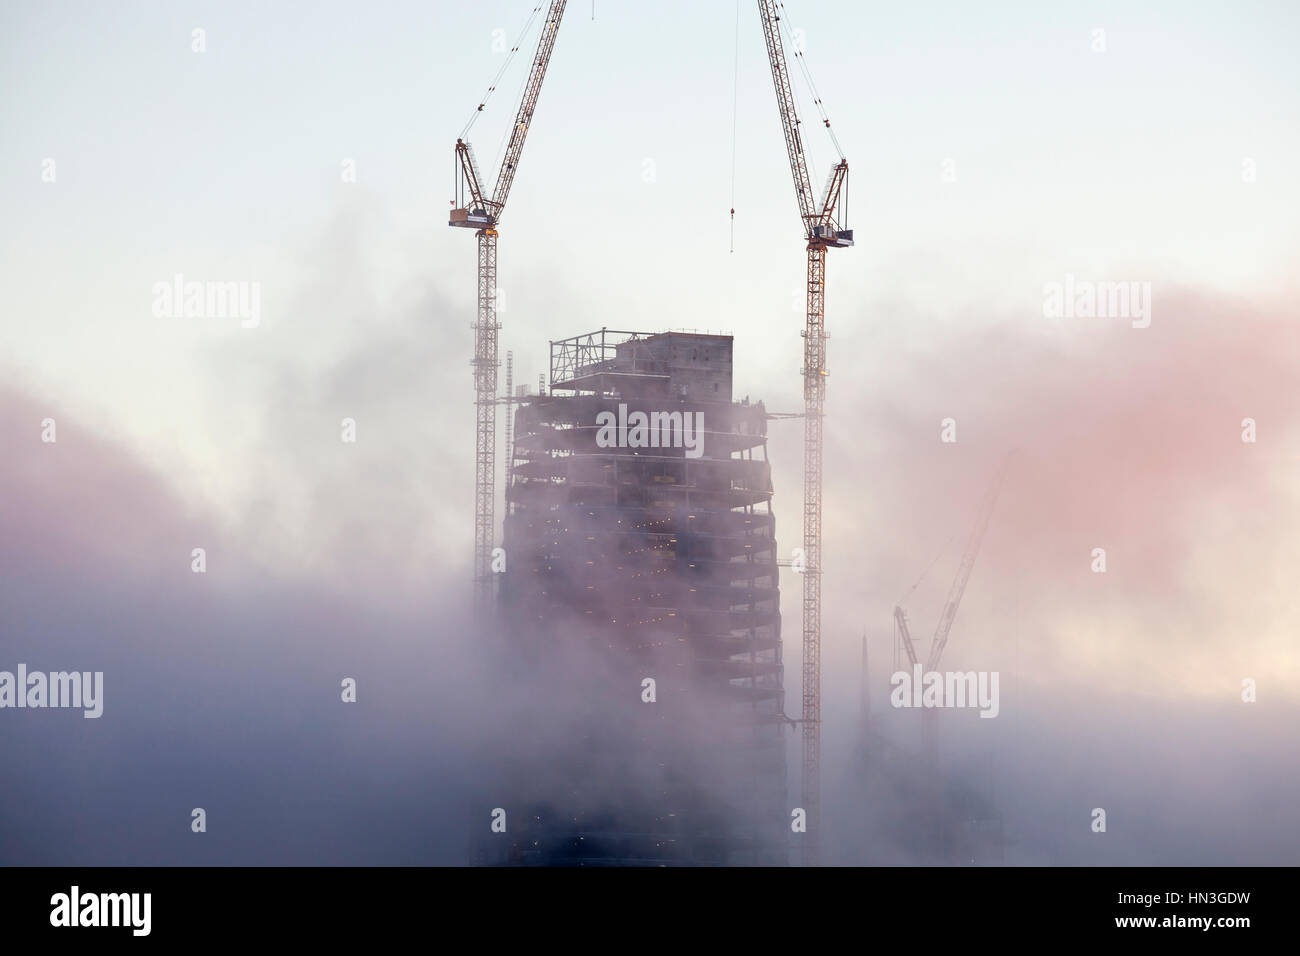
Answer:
450, 1, 567, 620
757, 0, 854, 866
894, 455, 1010, 764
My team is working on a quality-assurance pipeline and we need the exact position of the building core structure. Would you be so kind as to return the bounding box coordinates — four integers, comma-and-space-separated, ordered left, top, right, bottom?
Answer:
493, 328, 786, 865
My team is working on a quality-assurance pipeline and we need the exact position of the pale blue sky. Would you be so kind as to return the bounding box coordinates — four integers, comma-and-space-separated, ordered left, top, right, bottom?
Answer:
3, 0, 1297, 644
3, 1, 1296, 423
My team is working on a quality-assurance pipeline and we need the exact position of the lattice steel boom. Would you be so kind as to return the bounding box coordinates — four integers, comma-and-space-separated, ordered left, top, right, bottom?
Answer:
925, 457, 1010, 673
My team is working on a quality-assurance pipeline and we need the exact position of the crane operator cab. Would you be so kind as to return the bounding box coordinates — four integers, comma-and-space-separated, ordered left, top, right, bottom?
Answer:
812, 224, 854, 247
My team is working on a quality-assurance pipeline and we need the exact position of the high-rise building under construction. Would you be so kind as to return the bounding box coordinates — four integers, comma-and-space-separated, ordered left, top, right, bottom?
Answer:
492, 328, 786, 865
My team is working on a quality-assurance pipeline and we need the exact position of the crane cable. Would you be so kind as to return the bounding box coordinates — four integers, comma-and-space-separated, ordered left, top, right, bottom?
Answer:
772, 7, 819, 198
486, 20, 544, 198
896, 533, 956, 608
459, 4, 545, 140
728, 0, 740, 253
776, 1, 844, 161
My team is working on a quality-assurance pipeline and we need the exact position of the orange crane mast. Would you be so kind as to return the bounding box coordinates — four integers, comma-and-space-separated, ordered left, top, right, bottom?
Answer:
450, 1, 568, 620
757, 0, 853, 867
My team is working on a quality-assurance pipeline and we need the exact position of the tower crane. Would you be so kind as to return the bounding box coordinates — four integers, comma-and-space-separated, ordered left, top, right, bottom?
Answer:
894, 455, 1010, 763
450, 1, 567, 619
757, 0, 853, 866
923, 459, 1008, 675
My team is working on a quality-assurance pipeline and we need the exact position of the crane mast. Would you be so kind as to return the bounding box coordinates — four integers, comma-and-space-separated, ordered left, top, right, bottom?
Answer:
893, 605, 919, 668
757, 0, 853, 867
451, 1, 567, 619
